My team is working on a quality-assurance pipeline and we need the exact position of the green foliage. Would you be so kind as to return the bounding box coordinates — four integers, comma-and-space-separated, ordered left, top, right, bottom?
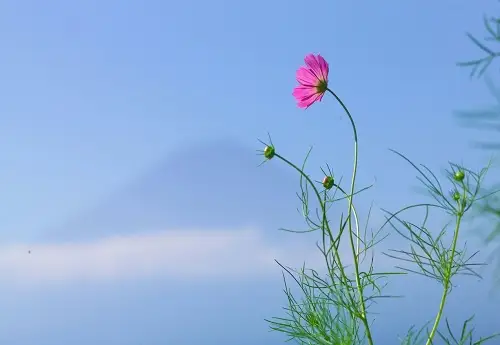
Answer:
458, 12, 500, 78
258, 6, 500, 344
436, 316, 500, 345
457, 1, 500, 288
258, 86, 498, 344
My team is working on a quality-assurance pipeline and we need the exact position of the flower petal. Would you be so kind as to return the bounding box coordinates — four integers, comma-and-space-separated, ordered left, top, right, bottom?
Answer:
304, 54, 329, 82
304, 54, 322, 80
296, 67, 318, 86
297, 93, 322, 108
296, 99, 311, 108
316, 54, 329, 81
292, 85, 323, 108
292, 85, 317, 99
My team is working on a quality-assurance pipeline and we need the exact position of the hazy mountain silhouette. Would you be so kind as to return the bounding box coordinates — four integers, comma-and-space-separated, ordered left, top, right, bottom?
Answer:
41, 138, 303, 243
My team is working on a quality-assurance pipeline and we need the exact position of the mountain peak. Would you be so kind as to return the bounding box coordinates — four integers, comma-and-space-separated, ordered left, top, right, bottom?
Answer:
43, 138, 300, 243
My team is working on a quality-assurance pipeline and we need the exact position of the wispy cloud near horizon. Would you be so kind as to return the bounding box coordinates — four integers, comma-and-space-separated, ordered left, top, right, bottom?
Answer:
0, 227, 329, 286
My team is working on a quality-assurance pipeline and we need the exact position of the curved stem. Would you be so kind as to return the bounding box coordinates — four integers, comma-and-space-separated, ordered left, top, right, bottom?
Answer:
327, 88, 374, 345
274, 153, 359, 311
424, 211, 463, 345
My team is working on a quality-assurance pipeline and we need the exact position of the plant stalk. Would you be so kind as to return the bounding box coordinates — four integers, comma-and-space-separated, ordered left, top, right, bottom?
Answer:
424, 212, 463, 345
327, 88, 374, 345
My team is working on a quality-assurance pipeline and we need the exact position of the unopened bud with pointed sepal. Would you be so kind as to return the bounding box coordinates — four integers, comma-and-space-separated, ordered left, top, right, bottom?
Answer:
263, 145, 275, 160
454, 170, 465, 182
322, 175, 334, 190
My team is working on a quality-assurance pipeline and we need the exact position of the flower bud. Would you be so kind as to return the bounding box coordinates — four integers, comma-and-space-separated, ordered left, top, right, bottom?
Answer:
454, 170, 465, 182
263, 145, 275, 160
452, 191, 460, 201
322, 175, 334, 190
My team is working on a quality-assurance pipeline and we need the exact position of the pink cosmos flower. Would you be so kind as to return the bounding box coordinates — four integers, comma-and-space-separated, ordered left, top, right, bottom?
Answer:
292, 54, 329, 109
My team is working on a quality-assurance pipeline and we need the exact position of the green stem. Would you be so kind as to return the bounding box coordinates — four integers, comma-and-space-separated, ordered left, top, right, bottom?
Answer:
327, 88, 374, 345
424, 212, 463, 345
274, 153, 359, 313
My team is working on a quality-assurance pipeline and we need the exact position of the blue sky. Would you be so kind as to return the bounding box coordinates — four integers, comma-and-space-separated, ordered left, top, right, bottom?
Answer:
0, 0, 499, 344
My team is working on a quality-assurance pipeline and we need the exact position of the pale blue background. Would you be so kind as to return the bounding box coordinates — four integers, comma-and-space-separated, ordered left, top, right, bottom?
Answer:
0, 0, 499, 344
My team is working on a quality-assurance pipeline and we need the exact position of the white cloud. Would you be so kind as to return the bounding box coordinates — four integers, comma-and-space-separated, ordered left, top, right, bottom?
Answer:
0, 228, 328, 285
